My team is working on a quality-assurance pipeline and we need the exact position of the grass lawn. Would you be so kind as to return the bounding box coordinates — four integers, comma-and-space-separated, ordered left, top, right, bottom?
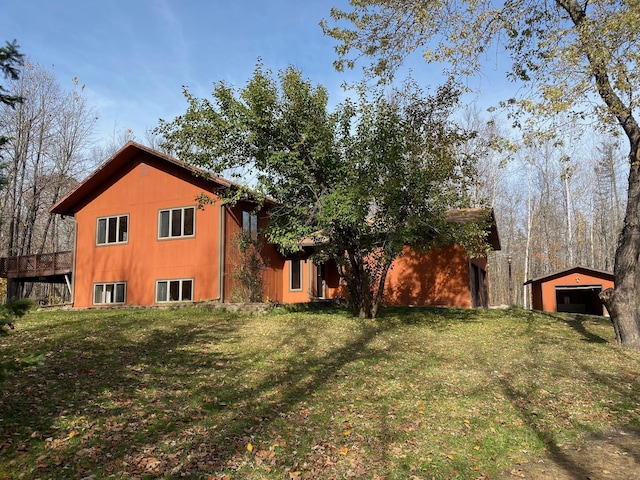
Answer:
1, 305, 639, 479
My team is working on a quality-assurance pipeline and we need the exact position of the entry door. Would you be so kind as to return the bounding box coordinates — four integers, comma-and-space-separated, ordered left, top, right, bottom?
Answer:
316, 263, 326, 299
471, 264, 487, 307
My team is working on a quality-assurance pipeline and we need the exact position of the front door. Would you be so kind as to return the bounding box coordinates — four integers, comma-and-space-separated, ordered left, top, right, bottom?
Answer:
315, 263, 326, 299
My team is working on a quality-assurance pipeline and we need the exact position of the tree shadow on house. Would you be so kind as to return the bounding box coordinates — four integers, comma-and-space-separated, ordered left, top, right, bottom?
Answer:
384, 245, 470, 308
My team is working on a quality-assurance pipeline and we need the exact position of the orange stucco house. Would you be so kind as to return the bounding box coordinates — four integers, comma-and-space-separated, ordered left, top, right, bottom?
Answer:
50, 142, 500, 309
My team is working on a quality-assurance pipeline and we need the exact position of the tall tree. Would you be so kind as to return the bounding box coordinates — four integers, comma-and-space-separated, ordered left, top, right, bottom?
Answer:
0, 40, 23, 110
157, 66, 482, 318
0, 40, 24, 183
592, 140, 625, 270
0, 62, 95, 261
324, 0, 640, 348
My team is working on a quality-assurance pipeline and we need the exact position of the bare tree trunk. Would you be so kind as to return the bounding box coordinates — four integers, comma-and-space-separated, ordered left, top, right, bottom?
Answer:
562, 169, 574, 266
0, 63, 95, 263
601, 142, 640, 347
371, 259, 393, 319
557, 0, 640, 348
523, 164, 533, 309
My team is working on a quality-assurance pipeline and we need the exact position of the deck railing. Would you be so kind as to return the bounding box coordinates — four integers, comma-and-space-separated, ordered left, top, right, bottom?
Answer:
0, 251, 73, 279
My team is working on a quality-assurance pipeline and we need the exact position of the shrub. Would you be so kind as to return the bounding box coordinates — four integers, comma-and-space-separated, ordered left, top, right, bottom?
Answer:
0, 298, 33, 333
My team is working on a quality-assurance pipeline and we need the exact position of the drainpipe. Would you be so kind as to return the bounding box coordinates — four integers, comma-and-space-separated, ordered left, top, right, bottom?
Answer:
69, 215, 77, 305
217, 201, 227, 302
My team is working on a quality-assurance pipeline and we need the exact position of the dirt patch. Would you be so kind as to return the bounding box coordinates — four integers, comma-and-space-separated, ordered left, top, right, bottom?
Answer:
497, 428, 640, 479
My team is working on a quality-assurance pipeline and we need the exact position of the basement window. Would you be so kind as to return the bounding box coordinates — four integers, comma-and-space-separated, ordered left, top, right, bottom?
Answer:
93, 282, 126, 305
156, 279, 194, 303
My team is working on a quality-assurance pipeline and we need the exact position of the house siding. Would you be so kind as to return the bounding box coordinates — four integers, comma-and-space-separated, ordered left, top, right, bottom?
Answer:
73, 157, 222, 307
221, 202, 283, 303
384, 244, 476, 307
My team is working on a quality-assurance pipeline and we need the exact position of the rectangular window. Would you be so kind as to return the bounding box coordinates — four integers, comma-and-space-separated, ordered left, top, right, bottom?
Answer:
289, 259, 302, 291
93, 282, 126, 305
242, 210, 258, 239
158, 206, 195, 239
156, 279, 194, 303
96, 215, 128, 245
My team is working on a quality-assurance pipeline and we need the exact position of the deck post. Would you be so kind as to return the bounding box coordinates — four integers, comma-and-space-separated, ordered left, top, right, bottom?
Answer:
64, 274, 72, 298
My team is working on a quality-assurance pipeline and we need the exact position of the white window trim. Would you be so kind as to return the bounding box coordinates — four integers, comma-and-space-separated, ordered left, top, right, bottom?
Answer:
93, 282, 127, 305
155, 278, 194, 303
96, 214, 129, 246
158, 206, 196, 239
289, 259, 303, 292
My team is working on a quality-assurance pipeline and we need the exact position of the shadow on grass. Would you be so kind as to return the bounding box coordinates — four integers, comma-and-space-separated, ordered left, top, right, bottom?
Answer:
0, 309, 249, 477
494, 374, 595, 480
377, 305, 484, 328
479, 312, 631, 480
540, 311, 610, 344
2, 305, 635, 479
0, 306, 405, 478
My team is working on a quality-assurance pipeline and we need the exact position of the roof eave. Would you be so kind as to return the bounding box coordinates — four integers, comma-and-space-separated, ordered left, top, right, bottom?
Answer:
49, 141, 271, 216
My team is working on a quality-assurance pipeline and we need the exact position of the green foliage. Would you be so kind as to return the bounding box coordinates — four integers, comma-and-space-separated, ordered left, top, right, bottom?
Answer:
0, 298, 33, 333
0, 39, 24, 180
322, 0, 640, 132
0, 39, 24, 108
323, 0, 640, 349
157, 65, 482, 318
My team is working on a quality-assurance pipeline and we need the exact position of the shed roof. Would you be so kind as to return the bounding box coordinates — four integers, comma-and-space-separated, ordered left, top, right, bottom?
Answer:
524, 265, 614, 286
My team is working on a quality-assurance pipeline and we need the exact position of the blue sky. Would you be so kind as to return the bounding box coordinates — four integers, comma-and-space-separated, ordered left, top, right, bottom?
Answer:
2, 1, 513, 146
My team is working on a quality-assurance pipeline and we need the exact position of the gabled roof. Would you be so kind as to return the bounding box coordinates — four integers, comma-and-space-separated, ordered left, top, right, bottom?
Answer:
524, 265, 614, 285
50, 142, 244, 216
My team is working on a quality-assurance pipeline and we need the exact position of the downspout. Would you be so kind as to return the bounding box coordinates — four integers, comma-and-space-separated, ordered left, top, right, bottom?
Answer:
307, 259, 313, 300
217, 201, 227, 302
69, 215, 77, 305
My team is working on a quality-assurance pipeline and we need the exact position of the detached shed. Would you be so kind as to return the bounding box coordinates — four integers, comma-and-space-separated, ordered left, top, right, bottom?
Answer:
524, 266, 614, 316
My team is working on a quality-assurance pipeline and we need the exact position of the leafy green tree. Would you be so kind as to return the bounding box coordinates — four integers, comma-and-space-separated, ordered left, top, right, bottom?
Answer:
0, 39, 23, 109
0, 39, 24, 188
157, 66, 482, 318
323, 0, 640, 346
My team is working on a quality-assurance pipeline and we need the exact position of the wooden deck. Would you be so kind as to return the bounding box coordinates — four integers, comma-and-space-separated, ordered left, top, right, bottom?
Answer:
0, 251, 73, 281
